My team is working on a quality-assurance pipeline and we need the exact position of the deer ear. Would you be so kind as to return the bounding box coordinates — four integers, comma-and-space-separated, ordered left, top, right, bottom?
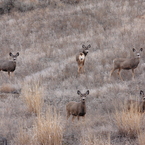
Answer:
86, 90, 89, 95
16, 52, 19, 56
9, 52, 12, 56
133, 48, 136, 52
140, 48, 143, 51
77, 90, 81, 95
88, 44, 91, 48
140, 90, 144, 96
82, 45, 85, 48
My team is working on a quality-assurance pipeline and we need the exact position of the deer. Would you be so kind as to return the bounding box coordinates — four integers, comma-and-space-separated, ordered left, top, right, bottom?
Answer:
110, 48, 143, 81
66, 90, 89, 121
76, 44, 91, 74
127, 90, 145, 113
0, 52, 19, 78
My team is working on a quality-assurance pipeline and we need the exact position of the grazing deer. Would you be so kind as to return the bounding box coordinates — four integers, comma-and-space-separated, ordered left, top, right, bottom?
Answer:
127, 90, 145, 112
76, 44, 91, 74
0, 52, 19, 78
66, 90, 89, 121
110, 48, 143, 80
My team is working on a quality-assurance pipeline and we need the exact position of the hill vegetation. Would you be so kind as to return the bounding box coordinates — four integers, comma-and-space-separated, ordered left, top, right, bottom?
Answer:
0, 0, 145, 144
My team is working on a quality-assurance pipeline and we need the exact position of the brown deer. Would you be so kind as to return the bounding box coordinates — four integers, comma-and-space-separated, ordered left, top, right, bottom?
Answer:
66, 90, 89, 121
0, 52, 19, 77
110, 48, 143, 80
76, 44, 91, 74
127, 90, 145, 112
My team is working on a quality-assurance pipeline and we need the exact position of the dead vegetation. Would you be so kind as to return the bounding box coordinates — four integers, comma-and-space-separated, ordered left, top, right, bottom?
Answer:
0, 0, 145, 145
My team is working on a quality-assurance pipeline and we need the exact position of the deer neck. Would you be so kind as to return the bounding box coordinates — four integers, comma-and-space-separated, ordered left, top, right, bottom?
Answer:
79, 102, 86, 116
11, 61, 16, 66
133, 57, 140, 64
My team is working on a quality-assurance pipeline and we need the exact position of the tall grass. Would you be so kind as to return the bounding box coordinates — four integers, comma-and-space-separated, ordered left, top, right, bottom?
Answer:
33, 107, 64, 145
21, 76, 44, 115
114, 104, 143, 138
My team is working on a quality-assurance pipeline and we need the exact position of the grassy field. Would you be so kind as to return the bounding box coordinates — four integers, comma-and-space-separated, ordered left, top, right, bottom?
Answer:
0, 0, 145, 144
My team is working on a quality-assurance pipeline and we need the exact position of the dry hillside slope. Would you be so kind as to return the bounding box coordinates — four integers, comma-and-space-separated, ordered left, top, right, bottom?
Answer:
0, 0, 145, 145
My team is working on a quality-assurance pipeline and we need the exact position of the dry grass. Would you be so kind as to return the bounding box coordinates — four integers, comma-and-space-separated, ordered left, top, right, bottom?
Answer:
14, 125, 30, 145
21, 76, 44, 115
0, 83, 16, 93
14, 106, 64, 145
115, 105, 143, 138
80, 128, 111, 145
32, 107, 64, 145
0, 0, 145, 144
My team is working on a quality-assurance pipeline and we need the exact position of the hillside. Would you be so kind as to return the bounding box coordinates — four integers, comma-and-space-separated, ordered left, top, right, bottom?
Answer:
0, 0, 145, 144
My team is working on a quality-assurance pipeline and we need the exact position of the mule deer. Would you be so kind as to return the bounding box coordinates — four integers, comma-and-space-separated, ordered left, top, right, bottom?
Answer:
66, 90, 89, 121
127, 90, 145, 112
110, 48, 143, 80
76, 44, 91, 74
0, 52, 19, 77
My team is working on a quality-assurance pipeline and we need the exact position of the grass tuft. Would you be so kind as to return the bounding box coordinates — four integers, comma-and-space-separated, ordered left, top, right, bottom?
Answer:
114, 105, 143, 138
21, 76, 44, 115
33, 107, 64, 145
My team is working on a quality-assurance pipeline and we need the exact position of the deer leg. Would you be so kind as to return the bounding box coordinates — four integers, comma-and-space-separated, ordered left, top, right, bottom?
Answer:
67, 111, 70, 120
78, 66, 81, 74
11, 72, 14, 77
118, 69, 123, 81
77, 116, 80, 120
8, 72, 10, 78
132, 69, 135, 80
72, 115, 75, 122
82, 62, 85, 73
110, 68, 115, 78
82, 116, 85, 122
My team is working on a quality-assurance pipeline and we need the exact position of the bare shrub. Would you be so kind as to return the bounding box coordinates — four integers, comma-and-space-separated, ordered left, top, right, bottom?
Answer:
21, 77, 44, 115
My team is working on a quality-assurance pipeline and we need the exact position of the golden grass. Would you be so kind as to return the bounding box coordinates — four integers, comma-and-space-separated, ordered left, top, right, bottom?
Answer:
21, 77, 44, 115
114, 105, 143, 138
33, 107, 64, 145
0, 83, 16, 93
